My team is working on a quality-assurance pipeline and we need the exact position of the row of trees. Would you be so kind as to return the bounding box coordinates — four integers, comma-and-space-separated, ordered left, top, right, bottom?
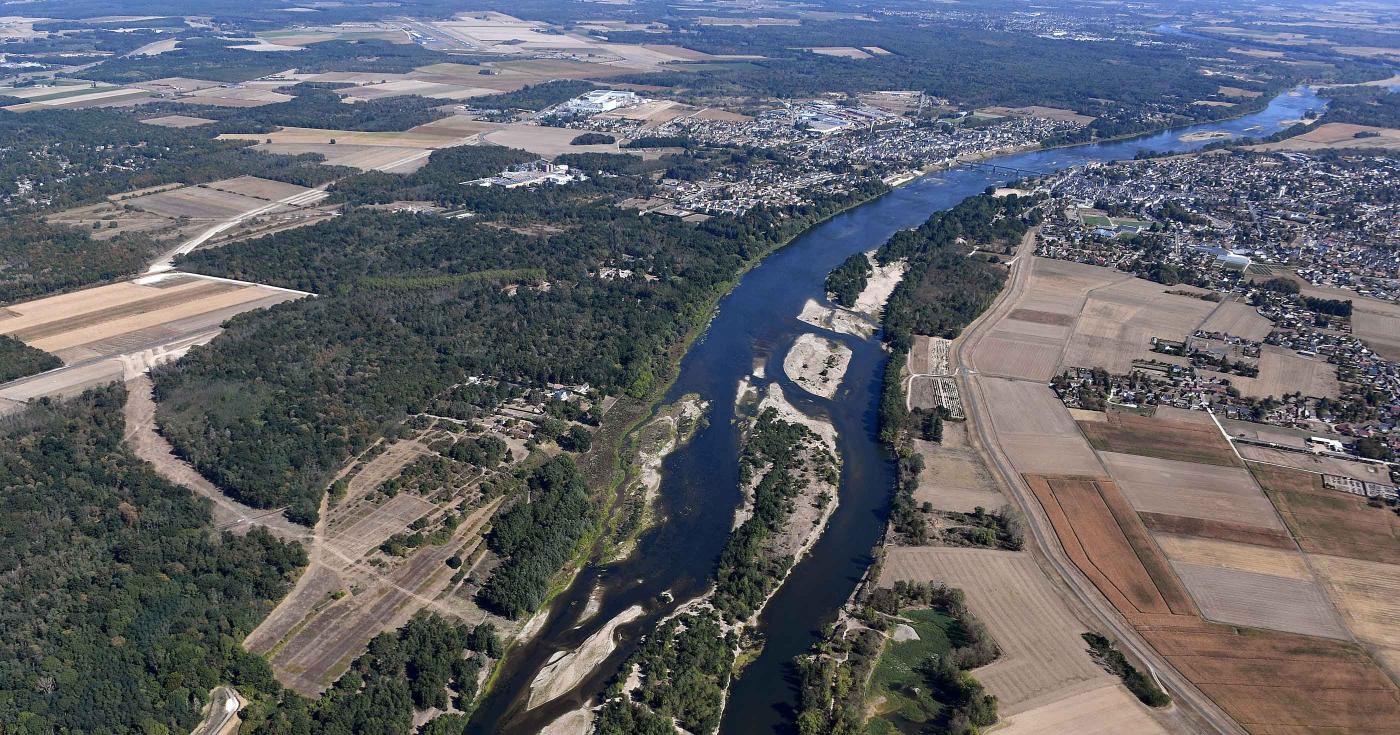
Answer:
0, 333, 60, 382
824, 252, 872, 307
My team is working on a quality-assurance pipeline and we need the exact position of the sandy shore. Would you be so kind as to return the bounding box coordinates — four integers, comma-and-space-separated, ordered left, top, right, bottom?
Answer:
797, 298, 878, 339
783, 332, 853, 399
851, 255, 907, 321
538, 705, 594, 735
799, 251, 906, 339
758, 382, 838, 453
528, 604, 645, 710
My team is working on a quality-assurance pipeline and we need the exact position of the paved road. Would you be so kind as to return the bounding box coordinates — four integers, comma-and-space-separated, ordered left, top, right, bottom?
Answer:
949, 230, 1246, 735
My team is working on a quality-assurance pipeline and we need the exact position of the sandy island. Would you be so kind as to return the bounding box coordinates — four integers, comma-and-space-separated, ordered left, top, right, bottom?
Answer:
799, 251, 907, 338
783, 332, 853, 399
528, 604, 645, 710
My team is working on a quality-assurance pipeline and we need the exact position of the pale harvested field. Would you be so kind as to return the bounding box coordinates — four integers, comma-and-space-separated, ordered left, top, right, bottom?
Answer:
912, 426, 1004, 513
1172, 561, 1348, 639
804, 46, 873, 59
204, 175, 315, 202
480, 124, 626, 157
993, 680, 1168, 735
1310, 554, 1400, 673
1197, 300, 1273, 340
327, 493, 437, 559
1350, 297, 1400, 361
1098, 451, 1284, 530
224, 126, 467, 149
981, 377, 1103, 475
972, 258, 1126, 380
124, 185, 276, 220
1239, 443, 1391, 483
880, 546, 1112, 714
1154, 534, 1311, 580
1251, 122, 1400, 152
184, 86, 293, 105
1229, 345, 1339, 399
140, 114, 216, 128
338, 440, 432, 506
253, 143, 434, 172
0, 276, 301, 360
1061, 280, 1215, 373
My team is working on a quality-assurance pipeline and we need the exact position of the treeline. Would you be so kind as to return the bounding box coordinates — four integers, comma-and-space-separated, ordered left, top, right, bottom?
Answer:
1082, 633, 1170, 708
0, 334, 60, 382
595, 611, 736, 735
824, 252, 872, 307
477, 456, 593, 619
155, 85, 449, 134
244, 613, 503, 735
0, 385, 306, 734
0, 219, 162, 309
469, 80, 596, 111
82, 38, 460, 84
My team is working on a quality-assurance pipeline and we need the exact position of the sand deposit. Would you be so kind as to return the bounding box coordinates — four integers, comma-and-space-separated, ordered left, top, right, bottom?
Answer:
783, 332, 852, 399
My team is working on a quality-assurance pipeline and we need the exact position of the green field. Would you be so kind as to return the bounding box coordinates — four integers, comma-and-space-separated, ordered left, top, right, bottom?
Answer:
1082, 213, 1152, 230
866, 608, 955, 734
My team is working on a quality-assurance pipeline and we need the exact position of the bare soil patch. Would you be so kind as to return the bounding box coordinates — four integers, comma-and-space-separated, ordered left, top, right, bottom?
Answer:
1172, 561, 1348, 639
911, 425, 1004, 513
1139, 512, 1295, 549
1078, 413, 1240, 467
782, 332, 851, 399
141, 114, 216, 128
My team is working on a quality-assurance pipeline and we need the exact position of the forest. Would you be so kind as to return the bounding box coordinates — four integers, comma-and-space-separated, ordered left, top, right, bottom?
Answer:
152, 144, 887, 522
477, 457, 593, 619
825, 252, 872, 308
0, 334, 60, 382
0, 108, 346, 213
0, 385, 306, 734
594, 611, 736, 735
879, 192, 1035, 351
468, 80, 598, 111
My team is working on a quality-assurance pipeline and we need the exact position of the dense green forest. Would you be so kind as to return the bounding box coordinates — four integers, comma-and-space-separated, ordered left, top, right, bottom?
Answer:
153, 144, 886, 522
477, 457, 593, 618
595, 611, 736, 735
712, 409, 832, 622
0, 385, 306, 734
825, 252, 872, 307
0, 219, 161, 304
0, 108, 346, 212
244, 614, 501, 735
147, 85, 450, 134
0, 335, 60, 382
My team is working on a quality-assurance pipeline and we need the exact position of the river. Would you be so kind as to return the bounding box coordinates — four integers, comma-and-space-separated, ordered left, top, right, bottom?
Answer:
466, 85, 1325, 735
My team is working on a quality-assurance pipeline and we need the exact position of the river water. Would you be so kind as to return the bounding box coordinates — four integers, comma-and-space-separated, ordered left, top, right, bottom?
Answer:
467, 86, 1324, 735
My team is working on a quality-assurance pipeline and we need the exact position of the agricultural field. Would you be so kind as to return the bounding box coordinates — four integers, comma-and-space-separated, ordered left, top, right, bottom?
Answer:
1252, 122, 1400, 152
911, 425, 1004, 513
140, 113, 217, 128
1171, 562, 1348, 639
981, 377, 1102, 476
880, 547, 1115, 715
1023, 474, 1197, 620
1078, 413, 1240, 467
1140, 619, 1400, 733
1341, 290, 1400, 362
994, 681, 1169, 735
0, 273, 305, 406
1228, 345, 1340, 399
1154, 534, 1311, 580
1059, 279, 1216, 374
1309, 554, 1400, 675
1196, 299, 1273, 341
1098, 451, 1282, 530
971, 258, 1127, 381
1252, 463, 1400, 564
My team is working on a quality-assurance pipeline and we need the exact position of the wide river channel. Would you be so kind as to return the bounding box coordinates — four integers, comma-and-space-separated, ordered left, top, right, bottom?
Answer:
467, 86, 1326, 734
